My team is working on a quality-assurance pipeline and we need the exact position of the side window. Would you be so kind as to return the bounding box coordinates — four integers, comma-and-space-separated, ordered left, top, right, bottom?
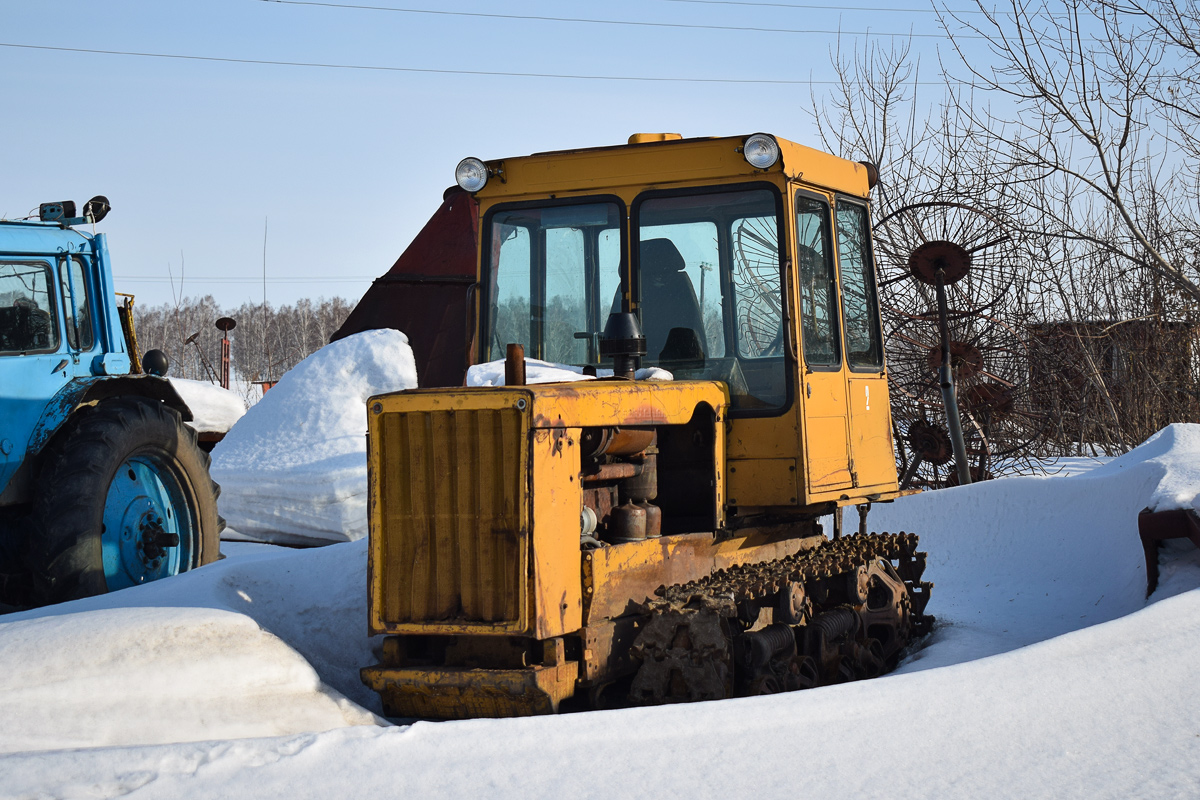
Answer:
485, 201, 623, 365
491, 224, 533, 356
59, 257, 95, 351
544, 227, 587, 364
0, 260, 59, 354
795, 193, 840, 367
835, 202, 883, 369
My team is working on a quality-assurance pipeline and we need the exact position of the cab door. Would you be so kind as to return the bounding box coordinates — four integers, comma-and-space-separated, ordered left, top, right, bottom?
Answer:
793, 190, 853, 492
835, 199, 896, 490
57, 254, 99, 379
0, 257, 70, 496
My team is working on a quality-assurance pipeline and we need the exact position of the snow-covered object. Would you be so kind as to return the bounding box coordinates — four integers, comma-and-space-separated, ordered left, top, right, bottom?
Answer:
467, 357, 672, 386
168, 377, 247, 434
210, 330, 417, 545
0, 541, 382, 755
1141, 424, 1200, 515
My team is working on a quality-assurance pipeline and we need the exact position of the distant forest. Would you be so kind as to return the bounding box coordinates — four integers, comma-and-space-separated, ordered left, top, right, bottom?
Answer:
134, 296, 356, 402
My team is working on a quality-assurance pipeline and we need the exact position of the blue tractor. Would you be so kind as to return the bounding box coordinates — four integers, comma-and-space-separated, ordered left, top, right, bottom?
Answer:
0, 198, 221, 610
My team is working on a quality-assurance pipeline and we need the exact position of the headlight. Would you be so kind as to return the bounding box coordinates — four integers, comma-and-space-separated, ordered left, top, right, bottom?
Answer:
455, 157, 489, 192
743, 134, 780, 169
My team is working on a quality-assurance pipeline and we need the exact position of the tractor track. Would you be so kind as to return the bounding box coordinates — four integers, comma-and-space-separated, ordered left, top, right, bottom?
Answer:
629, 532, 934, 703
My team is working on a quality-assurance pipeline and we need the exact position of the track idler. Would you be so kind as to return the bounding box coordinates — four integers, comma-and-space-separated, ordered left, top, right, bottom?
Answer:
629, 532, 933, 705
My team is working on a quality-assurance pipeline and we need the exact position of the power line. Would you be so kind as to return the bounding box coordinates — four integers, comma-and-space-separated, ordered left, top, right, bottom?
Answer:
0, 42, 966, 84
259, 0, 979, 38
658, 0, 988, 14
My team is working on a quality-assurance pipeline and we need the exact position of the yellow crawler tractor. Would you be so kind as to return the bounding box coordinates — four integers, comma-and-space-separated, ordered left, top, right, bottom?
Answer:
359, 133, 932, 718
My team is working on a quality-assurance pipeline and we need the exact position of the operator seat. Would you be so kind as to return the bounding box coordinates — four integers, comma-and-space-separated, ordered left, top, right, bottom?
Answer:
1, 301, 53, 352
638, 238, 707, 363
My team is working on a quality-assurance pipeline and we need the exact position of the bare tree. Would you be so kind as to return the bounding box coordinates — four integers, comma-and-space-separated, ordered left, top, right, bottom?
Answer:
815, 9, 1200, 469
940, 0, 1200, 304
135, 296, 356, 402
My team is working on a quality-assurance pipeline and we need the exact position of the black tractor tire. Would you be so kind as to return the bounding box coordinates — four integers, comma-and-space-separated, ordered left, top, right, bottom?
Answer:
27, 396, 222, 605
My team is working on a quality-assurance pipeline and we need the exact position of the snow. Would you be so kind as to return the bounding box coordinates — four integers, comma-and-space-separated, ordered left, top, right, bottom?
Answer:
168, 378, 246, 434
467, 357, 673, 386
209, 330, 417, 545
1142, 424, 1200, 514
5, 334, 1200, 798
0, 541, 383, 757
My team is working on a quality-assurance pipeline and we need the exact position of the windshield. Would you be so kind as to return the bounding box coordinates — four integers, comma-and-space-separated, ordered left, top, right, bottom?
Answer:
483, 201, 622, 364
0, 260, 59, 355
481, 187, 788, 413
635, 186, 787, 411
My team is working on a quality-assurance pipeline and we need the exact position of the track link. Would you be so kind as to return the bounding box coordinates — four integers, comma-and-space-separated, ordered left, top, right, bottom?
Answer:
629, 532, 933, 704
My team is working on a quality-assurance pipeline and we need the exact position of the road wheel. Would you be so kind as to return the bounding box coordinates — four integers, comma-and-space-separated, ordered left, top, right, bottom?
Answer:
28, 396, 222, 604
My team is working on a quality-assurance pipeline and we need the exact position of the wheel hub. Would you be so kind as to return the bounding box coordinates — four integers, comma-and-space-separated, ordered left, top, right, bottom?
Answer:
102, 454, 190, 588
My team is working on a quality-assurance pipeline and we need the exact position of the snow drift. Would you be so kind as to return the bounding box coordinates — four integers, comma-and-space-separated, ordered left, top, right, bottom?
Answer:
210, 329, 417, 545
169, 377, 246, 434
0, 539, 385, 755
0, 606, 379, 754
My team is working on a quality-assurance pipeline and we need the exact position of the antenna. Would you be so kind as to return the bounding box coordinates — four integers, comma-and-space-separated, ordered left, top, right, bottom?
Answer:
261, 215, 274, 384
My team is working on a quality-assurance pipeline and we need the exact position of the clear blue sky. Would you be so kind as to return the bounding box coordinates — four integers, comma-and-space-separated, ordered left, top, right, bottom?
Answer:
1, 0, 970, 309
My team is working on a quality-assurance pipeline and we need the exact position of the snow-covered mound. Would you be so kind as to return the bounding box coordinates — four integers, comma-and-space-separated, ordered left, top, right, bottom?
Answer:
9, 585, 1200, 799
210, 330, 417, 545
868, 425, 1200, 671
0, 606, 378, 754
169, 377, 246, 434
5, 547, 1200, 799
0, 539, 384, 755
1142, 424, 1200, 514
467, 357, 672, 385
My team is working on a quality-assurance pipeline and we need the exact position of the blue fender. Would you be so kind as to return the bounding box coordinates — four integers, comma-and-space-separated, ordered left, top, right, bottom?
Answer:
0, 376, 192, 506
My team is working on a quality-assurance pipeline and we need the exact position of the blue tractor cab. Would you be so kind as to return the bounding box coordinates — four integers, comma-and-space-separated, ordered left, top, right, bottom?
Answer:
0, 198, 221, 609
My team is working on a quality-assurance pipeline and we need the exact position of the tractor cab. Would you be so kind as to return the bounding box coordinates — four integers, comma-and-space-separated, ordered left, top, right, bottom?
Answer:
340, 133, 898, 510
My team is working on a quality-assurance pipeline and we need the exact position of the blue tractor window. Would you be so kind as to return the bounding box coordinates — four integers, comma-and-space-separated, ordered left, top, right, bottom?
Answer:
0, 260, 59, 354
59, 257, 94, 351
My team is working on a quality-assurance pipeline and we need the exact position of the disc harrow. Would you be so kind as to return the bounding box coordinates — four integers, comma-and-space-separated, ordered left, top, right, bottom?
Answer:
629, 532, 933, 704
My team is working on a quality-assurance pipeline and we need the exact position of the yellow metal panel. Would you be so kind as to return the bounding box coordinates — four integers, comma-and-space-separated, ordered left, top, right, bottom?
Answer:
848, 376, 900, 490
803, 412, 853, 491
530, 426, 584, 639
524, 379, 727, 429
777, 139, 872, 198
725, 415, 800, 460
479, 137, 761, 199
367, 390, 530, 635
727, 458, 799, 507
474, 134, 870, 203
362, 662, 579, 719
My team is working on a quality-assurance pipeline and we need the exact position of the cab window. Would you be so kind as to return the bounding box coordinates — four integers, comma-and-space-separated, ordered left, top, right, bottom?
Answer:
795, 192, 840, 368
835, 201, 883, 370
59, 257, 95, 351
634, 186, 787, 412
484, 201, 623, 364
0, 260, 59, 354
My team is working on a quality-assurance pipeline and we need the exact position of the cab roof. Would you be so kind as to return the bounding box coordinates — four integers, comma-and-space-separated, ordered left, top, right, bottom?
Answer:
473, 133, 872, 202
